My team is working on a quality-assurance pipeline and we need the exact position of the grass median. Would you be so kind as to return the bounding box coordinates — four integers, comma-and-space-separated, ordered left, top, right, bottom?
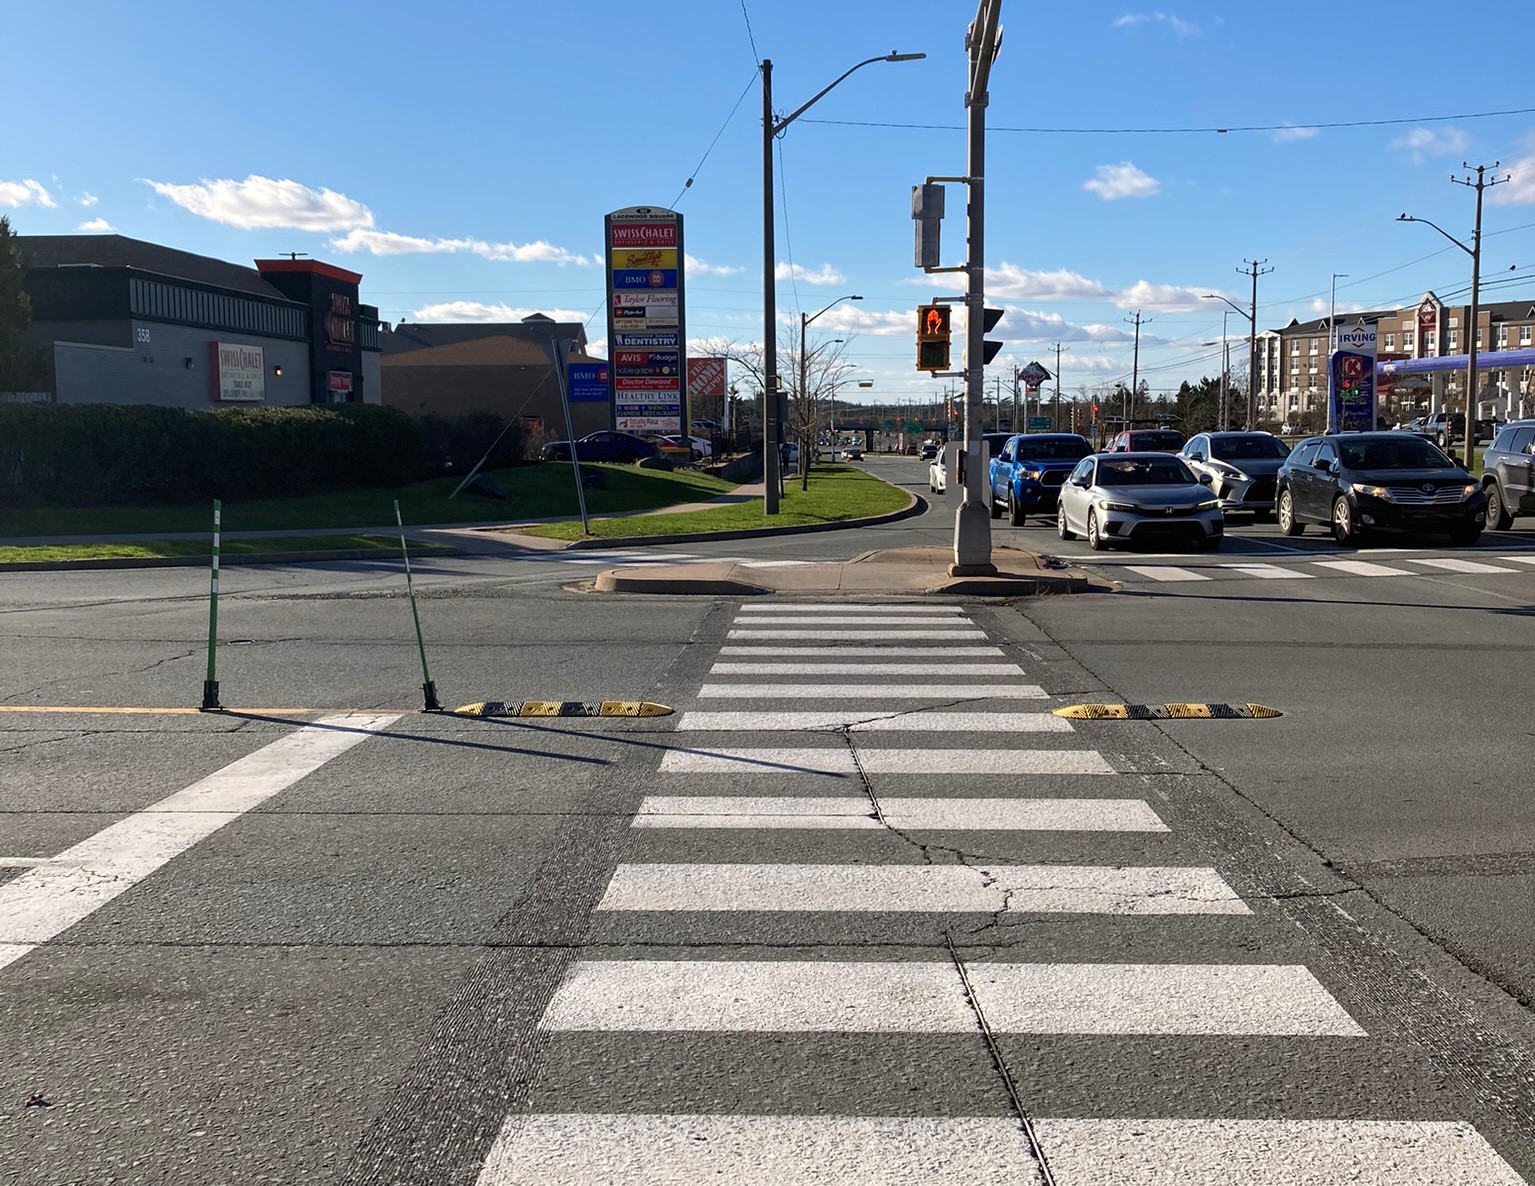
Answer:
0, 535, 456, 565
0, 463, 738, 538
527, 464, 910, 541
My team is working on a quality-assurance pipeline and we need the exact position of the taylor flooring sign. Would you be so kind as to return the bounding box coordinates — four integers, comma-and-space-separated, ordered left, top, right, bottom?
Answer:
606, 207, 686, 435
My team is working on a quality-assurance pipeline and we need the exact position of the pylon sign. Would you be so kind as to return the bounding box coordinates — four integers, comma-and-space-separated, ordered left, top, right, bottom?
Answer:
1329, 321, 1377, 433
606, 207, 686, 435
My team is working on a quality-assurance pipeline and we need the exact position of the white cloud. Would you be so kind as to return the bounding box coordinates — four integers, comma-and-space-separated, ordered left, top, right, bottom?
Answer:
1269, 124, 1318, 144
1083, 162, 1160, 201
78, 192, 99, 207
1112, 11, 1199, 36
0, 179, 58, 209
1114, 281, 1219, 312
924, 263, 1111, 301
331, 227, 588, 266
1489, 153, 1535, 206
775, 262, 845, 285
145, 174, 374, 231
406, 301, 594, 323
686, 253, 740, 276
76, 217, 115, 232
1389, 127, 1469, 163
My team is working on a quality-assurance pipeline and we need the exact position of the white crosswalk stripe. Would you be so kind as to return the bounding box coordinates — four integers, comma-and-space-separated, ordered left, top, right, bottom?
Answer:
1409, 557, 1519, 574
469, 599, 1528, 1186
1123, 565, 1212, 582
1105, 550, 1535, 585
1220, 562, 1316, 579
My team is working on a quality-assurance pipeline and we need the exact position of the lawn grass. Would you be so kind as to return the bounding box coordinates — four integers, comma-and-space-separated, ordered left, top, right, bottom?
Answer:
0, 535, 453, 565
527, 464, 909, 541
0, 464, 737, 539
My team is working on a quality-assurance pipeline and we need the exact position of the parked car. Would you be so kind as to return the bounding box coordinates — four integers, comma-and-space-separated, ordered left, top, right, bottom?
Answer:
659, 434, 712, 460
1480, 418, 1535, 530
1105, 428, 1188, 454
1056, 452, 1223, 551
1276, 432, 1485, 545
1423, 411, 1494, 448
540, 430, 662, 463
1179, 431, 1290, 519
929, 445, 947, 493
987, 433, 1093, 525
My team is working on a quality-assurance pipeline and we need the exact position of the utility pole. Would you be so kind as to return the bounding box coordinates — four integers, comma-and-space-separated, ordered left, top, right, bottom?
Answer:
1124, 311, 1150, 429
1011, 365, 1020, 433
1051, 341, 1067, 431
951, 0, 1002, 575
1241, 259, 1273, 428
1450, 163, 1506, 467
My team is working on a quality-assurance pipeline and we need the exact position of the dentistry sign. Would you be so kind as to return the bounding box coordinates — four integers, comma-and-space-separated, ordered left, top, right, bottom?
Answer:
605, 207, 685, 434
1329, 321, 1378, 433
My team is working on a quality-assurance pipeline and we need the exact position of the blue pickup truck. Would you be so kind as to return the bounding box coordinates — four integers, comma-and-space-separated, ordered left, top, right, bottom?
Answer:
988, 432, 1094, 525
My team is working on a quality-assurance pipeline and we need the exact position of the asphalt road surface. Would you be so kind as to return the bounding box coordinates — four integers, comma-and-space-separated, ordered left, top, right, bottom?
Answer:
3, 457, 1534, 1184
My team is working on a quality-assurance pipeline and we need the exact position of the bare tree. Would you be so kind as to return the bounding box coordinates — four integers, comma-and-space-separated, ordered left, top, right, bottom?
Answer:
692, 331, 857, 489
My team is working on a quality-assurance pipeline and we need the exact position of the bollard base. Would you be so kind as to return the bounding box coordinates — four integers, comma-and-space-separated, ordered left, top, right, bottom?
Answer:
947, 562, 998, 577
422, 680, 443, 712
200, 680, 222, 712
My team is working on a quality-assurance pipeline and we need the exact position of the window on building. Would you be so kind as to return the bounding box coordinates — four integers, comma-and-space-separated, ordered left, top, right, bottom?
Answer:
1523, 325, 1533, 345
1403, 331, 1415, 349
1498, 325, 1508, 347
1447, 328, 1458, 350
1384, 333, 1395, 350
1425, 331, 1436, 351
1473, 327, 1480, 348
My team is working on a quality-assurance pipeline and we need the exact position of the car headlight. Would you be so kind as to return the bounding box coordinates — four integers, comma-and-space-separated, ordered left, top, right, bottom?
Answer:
1097, 499, 1138, 513
1197, 499, 1220, 510
1462, 482, 1478, 498
1349, 482, 1393, 501
1020, 468, 1042, 480
1212, 463, 1249, 481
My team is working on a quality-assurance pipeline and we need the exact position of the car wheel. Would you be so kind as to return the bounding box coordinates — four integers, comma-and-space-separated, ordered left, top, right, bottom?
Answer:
1008, 489, 1026, 527
1277, 489, 1304, 536
1087, 509, 1108, 551
1485, 481, 1514, 531
1331, 495, 1359, 545
1449, 524, 1483, 546
1057, 503, 1076, 541
1436, 432, 1448, 449
929, 481, 936, 493
989, 494, 1004, 520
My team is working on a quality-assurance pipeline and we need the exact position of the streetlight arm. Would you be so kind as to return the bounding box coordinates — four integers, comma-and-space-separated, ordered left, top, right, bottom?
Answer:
804, 294, 863, 331
773, 53, 925, 135
1397, 214, 1472, 257
1201, 293, 1253, 325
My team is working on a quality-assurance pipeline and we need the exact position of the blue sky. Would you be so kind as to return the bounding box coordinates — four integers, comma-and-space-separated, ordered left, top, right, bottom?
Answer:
6, 0, 1535, 404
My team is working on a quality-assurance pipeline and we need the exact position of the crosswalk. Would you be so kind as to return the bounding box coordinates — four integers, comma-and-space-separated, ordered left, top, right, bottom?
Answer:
1108, 552, 1535, 584
472, 600, 1529, 1184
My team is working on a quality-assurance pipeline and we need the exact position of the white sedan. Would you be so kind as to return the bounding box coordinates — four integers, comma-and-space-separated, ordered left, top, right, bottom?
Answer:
1056, 452, 1223, 551
929, 445, 947, 493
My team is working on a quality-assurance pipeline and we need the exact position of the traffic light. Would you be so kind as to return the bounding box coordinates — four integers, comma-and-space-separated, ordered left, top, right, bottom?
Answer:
980, 307, 1004, 366
1071, 407, 1078, 432
917, 303, 951, 372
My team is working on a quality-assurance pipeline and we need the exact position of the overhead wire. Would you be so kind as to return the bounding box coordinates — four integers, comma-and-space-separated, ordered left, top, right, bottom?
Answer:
670, 69, 760, 208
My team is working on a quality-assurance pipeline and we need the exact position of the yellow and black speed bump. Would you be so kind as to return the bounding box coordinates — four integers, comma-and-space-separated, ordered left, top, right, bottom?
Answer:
1054, 702, 1281, 721
453, 700, 673, 719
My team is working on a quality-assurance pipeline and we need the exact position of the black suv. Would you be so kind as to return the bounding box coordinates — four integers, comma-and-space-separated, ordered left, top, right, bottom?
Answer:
1481, 419, 1535, 530
1276, 432, 1486, 545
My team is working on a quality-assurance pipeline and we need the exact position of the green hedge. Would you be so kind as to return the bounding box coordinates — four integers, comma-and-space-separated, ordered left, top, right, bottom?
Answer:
0, 403, 525, 506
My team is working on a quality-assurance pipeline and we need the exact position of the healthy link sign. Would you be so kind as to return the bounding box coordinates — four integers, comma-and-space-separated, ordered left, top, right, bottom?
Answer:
1329, 321, 1378, 433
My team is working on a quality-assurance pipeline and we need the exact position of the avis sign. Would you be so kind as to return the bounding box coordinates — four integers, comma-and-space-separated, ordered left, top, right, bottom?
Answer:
1329, 321, 1378, 433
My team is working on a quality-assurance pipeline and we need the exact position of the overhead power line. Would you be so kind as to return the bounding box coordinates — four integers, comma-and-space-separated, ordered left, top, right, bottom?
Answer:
802, 104, 1535, 136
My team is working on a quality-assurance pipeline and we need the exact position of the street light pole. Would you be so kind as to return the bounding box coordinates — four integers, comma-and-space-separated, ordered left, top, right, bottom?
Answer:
800, 294, 862, 482
1399, 162, 1508, 468
1203, 293, 1255, 428
761, 52, 924, 515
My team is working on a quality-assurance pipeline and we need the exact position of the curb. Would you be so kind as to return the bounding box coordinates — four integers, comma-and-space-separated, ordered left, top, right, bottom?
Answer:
0, 546, 463, 574
559, 489, 927, 551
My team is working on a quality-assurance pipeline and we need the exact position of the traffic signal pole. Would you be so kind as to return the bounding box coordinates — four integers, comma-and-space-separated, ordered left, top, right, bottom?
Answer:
952, 0, 1002, 576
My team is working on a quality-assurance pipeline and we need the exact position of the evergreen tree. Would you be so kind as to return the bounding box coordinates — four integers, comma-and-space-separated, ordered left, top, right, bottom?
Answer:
0, 216, 44, 392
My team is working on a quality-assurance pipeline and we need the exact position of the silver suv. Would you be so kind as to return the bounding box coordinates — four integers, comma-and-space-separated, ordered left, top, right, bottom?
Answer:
1481, 419, 1535, 529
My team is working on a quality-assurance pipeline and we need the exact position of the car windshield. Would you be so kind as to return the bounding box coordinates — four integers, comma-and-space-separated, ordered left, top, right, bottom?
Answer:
1338, 437, 1457, 470
1015, 438, 1091, 461
1131, 431, 1186, 450
1096, 457, 1197, 486
1210, 435, 1289, 461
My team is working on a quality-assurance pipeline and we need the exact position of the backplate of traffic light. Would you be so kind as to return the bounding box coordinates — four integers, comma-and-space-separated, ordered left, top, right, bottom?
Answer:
916, 303, 952, 372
